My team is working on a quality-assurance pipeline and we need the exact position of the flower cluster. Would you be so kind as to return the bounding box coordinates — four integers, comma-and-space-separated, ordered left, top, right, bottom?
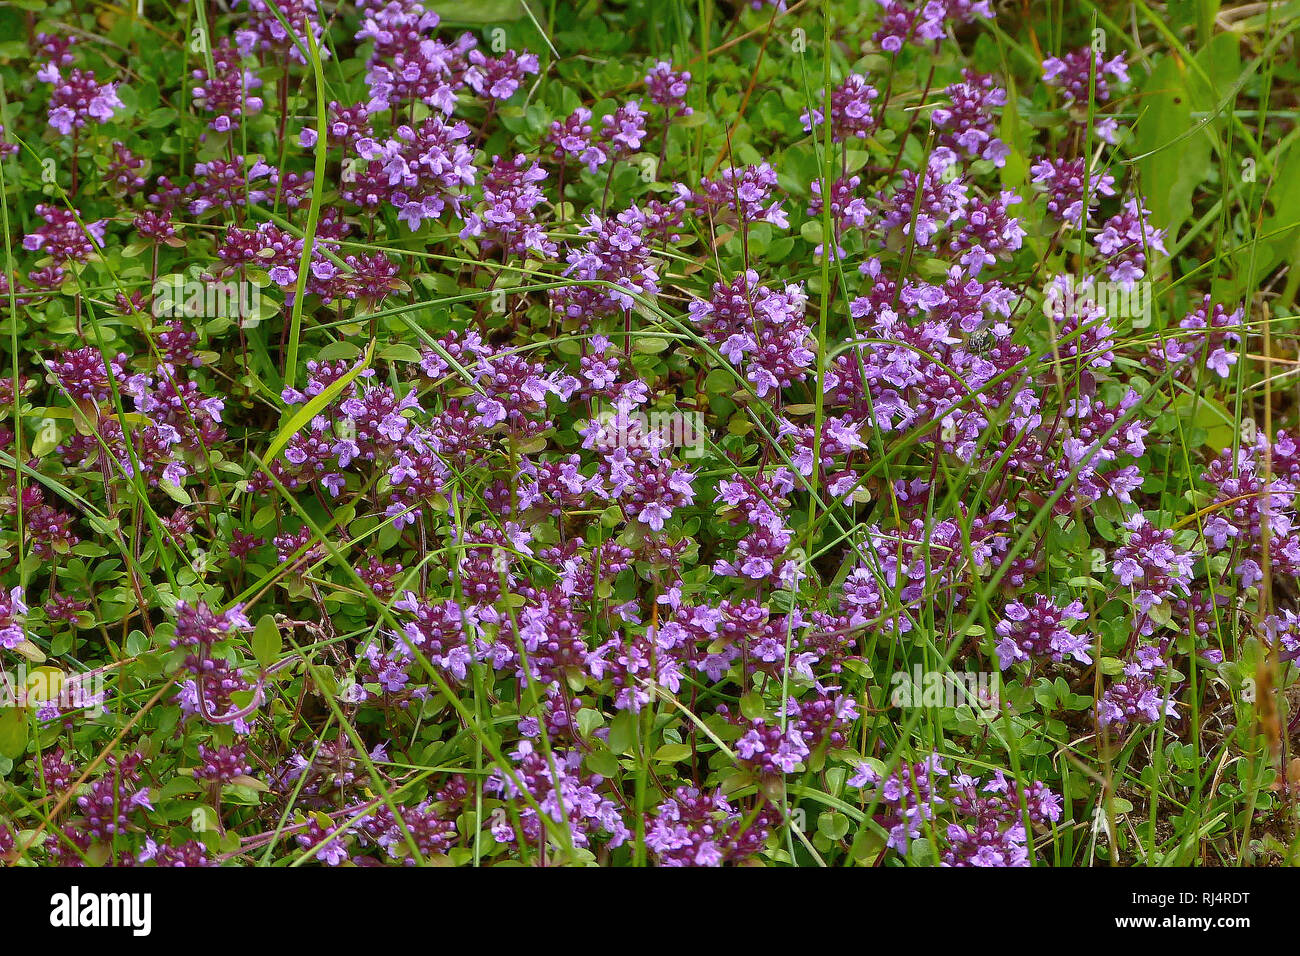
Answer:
39, 62, 125, 136
0, 0, 1286, 872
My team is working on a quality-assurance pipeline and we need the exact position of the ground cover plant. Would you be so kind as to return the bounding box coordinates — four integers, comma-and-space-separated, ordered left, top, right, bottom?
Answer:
0, 0, 1298, 869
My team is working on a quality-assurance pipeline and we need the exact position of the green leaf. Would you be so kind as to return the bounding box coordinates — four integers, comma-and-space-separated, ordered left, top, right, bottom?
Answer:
998, 71, 1030, 191
608, 709, 637, 755
1175, 390, 1235, 452
316, 340, 361, 361
1130, 56, 1211, 244
0, 706, 27, 760
1098, 656, 1126, 676
145, 108, 178, 129
266, 339, 375, 465
252, 614, 282, 668
739, 691, 766, 721
379, 343, 423, 363
585, 748, 619, 777
817, 810, 850, 840
653, 743, 694, 763
632, 336, 670, 354
158, 478, 190, 505
575, 707, 604, 737
435, 0, 525, 23
31, 418, 62, 459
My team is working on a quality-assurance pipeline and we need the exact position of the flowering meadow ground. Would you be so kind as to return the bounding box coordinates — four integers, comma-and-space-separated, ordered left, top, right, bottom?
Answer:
0, 0, 1297, 872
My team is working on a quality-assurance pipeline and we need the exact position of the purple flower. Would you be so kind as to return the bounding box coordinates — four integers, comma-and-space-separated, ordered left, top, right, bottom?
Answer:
693, 162, 788, 229
1042, 47, 1129, 105
355, 116, 478, 230
644, 787, 777, 866
546, 107, 607, 172
1095, 198, 1167, 287
1111, 514, 1194, 613
994, 595, 1092, 669
194, 743, 254, 784
0, 587, 27, 649
1029, 156, 1116, 227
553, 206, 660, 320
191, 38, 264, 131
171, 601, 252, 649
645, 61, 692, 116
460, 154, 556, 258
235, 0, 328, 65
41, 65, 125, 135
931, 70, 1009, 166
733, 718, 810, 774
464, 49, 540, 101
24, 204, 108, 263
873, 0, 993, 53
600, 100, 649, 158
801, 73, 879, 142
486, 740, 630, 849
